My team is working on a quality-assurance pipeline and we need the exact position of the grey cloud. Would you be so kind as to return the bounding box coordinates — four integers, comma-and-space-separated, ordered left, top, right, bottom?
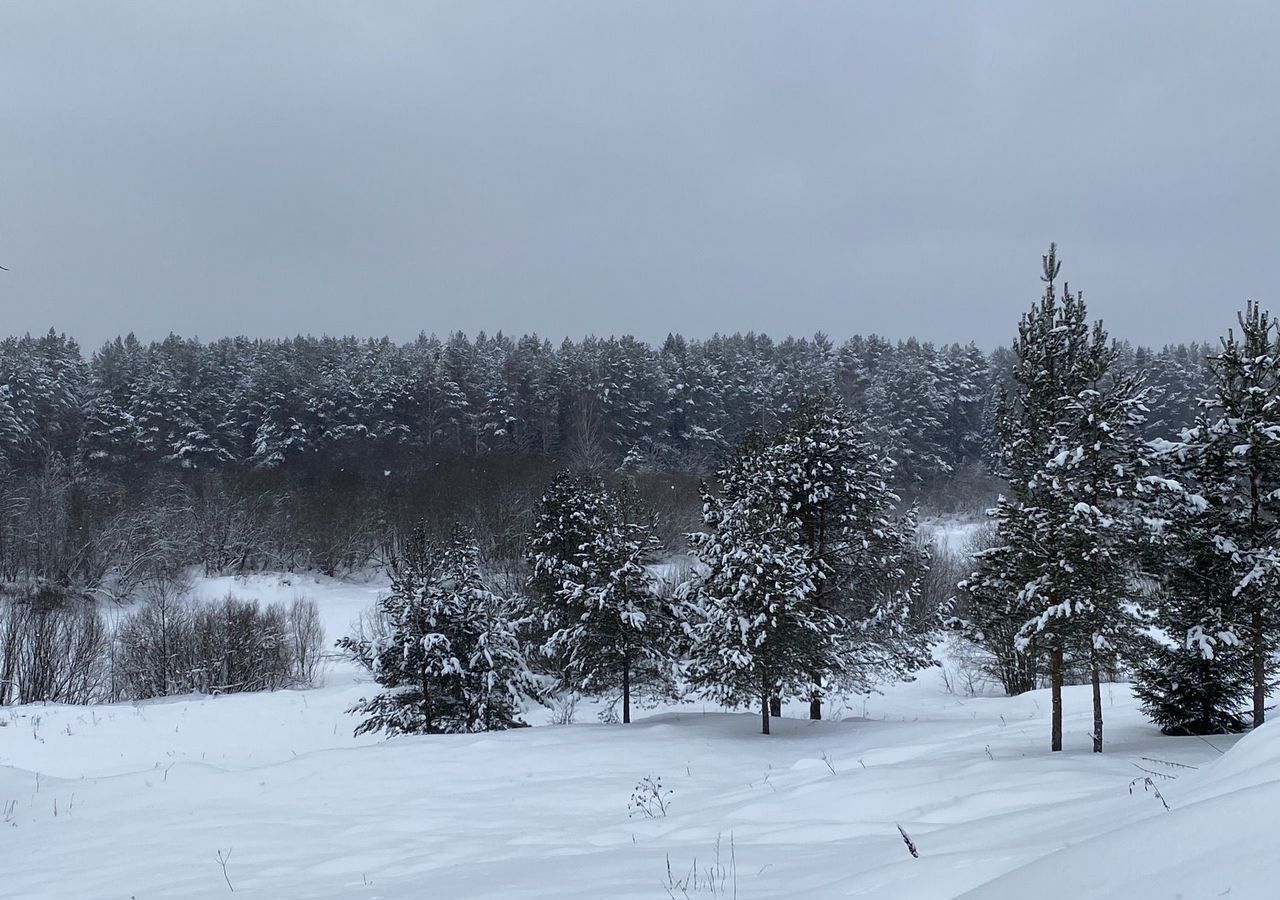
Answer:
1, 1, 1276, 350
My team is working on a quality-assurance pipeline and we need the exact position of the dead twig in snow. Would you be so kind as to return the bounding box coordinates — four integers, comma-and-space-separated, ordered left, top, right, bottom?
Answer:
897, 824, 919, 858
215, 848, 235, 892
1128, 776, 1170, 811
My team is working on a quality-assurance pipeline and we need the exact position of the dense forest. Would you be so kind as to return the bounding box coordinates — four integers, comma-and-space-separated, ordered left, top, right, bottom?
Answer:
0, 327, 1210, 587
2, 329, 1214, 476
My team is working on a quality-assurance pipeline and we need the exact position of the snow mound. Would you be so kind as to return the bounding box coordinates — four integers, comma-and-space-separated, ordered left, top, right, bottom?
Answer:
963, 725, 1280, 900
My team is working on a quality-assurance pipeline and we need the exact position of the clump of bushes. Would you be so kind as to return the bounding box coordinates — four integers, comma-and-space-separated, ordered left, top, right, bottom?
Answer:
0, 585, 110, 705
112, 593, 324, 700
0, 583, 324, 705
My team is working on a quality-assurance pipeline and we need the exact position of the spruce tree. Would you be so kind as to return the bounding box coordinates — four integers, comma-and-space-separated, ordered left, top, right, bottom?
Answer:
339, 527, 532, 735
1132, 438, 1253, 734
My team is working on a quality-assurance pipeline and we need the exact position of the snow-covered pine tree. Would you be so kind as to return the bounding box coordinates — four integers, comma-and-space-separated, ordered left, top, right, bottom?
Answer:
527, 473, 669, 723
865, 339, 951, 484
960, 245, 1141, 751
939, 341, 993, 474
652, 333, 730, 472
1132, 434, 1253, 734
1138, 343, 1210, 443
1032, 336, 1149, 752
339, 526, 532, 735
0, 330, 88, 466
683, 398, 932, 734
766, 392, 933, 719
1182, 301, 1280, 728
681, 442, 826, 735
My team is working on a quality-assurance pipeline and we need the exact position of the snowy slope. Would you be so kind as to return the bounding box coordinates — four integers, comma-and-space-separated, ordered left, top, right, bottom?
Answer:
962, 724, 1280, 900
0, 574, 1268, 899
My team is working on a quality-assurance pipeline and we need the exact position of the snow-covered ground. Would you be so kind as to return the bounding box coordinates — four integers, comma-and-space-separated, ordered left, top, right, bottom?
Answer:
918, 514, 990, 558
1, 574, 1273, 899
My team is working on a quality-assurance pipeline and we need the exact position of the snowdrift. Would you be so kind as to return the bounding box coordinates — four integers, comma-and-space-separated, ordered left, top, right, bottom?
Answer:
963, 724, 1280, 899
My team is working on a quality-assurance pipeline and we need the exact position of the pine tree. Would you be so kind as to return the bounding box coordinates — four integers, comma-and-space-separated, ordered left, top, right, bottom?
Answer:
339, 527, 532, 735
683, 397, 932, 734
1181, 302, 1280, 728
766, 393, 932, 718
1032, 340, 1149, 751
681, 445, 826, 735
0, 330, 89, 466
865, 339, 951, 484
1139, 343, 1210, 443
528, 473, 669, 723
960, 245, 1144, 751
939, 342, 993, 473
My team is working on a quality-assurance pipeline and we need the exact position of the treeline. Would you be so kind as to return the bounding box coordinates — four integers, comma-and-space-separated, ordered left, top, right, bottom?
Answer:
0, 328, 1210, 600
1, 249, 1271, 746
3, 328, 1211, 479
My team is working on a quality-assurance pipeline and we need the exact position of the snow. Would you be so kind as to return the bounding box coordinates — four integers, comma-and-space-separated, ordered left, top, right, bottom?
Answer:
920, 516, 989, 556
0, 573, 1274, 899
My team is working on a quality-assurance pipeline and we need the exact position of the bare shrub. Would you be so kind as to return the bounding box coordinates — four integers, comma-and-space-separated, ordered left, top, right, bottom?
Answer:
547, 691, 579, 725
661, 833, 737, 900
0, 588, 110, 704
938, 633, 1004, 697
945, 524, 1044, 696
189, 479, 288, 576
84, 481, 192, 604
190, 596, 294, 693
113, 592, 324, 699
287, 596, 325, 686
111, 582, 195, 699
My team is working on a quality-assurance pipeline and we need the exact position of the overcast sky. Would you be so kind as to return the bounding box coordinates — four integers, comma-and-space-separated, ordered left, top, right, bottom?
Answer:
2, 2, 1276, 351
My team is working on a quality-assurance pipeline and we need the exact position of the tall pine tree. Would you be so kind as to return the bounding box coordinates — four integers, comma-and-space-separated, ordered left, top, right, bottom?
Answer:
960, 245, 1145, 751
1182, 301, 1280, 728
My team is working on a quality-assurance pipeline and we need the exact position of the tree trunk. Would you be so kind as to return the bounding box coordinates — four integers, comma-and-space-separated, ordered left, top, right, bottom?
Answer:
809, 689, 822, 721
761, 680, 771, 735
421, 671, 434, 735
1253, 609, 1266, 728
1091, 652, 1103, 753
769, 696, 781, 717
1050, 644, 1063, 752
1250, 469, 1266, 729
622, 657, 631, 725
